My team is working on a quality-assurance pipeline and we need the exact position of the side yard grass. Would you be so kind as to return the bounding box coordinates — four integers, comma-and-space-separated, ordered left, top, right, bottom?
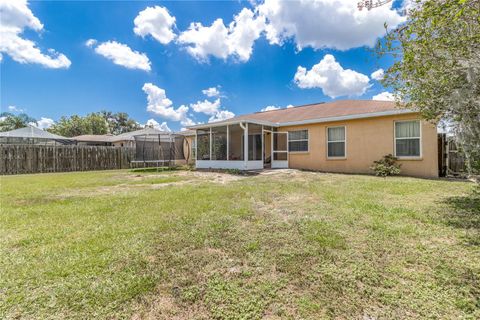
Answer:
0, 169, 478, 319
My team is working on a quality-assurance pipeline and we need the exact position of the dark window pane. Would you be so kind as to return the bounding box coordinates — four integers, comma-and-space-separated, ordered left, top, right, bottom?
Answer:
289, 140, 308, 152
328, 142, 345, 157
396, 138, 420, 157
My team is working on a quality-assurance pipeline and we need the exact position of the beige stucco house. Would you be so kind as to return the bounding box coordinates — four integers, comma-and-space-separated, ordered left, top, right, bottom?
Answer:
188, 100, 439, 178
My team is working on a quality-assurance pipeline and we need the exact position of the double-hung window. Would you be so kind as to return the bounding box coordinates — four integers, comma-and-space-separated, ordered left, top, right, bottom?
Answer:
395, 120, 421, 157
288, 130, 308, 152
327, 126, 346, 158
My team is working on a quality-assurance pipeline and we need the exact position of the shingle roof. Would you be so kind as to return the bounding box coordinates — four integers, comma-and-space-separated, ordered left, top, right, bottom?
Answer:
72, 134, 114, 142
109, 127, 165, 142
0, 125, 72, 140
190, 100, 413, 128
177, 129, 195, 136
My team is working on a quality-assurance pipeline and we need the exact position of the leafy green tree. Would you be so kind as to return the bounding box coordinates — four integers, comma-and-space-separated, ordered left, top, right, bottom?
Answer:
100, 110, 140, 135
378, 0, 480, 174
0, 112, 37, 132
48, 113, 108, 137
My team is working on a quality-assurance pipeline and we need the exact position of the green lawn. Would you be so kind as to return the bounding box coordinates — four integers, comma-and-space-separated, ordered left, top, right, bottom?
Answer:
1, 169, 479, 319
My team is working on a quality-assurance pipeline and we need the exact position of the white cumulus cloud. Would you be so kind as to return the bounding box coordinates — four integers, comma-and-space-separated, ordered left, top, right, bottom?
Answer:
144, 118, 171, 132
0, 0, 71, 68
29, 117, 54, 129
190, 99, 221, 116
209, 110, 235, 123
202, 86, 220, 97
134, 6, 176, 44
261, 104, 294, 112
7, 105, 23, 112
257, 0, 405, 51
85, 38, 97, 48
371, 68, 384, 81
177, 8, 265, 62
36, 117, 55, 129
142, 83, 195, 128
294, 54, 371, 98
372, 91, 395, 101
261, 105, 280, 112
90, 40, 151, 72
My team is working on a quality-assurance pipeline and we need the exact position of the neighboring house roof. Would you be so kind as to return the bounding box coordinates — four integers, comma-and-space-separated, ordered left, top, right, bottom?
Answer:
189, 100, 415, 129
0, 125, 72, 140
177, 129, 195, 136
109, 127, 165, 142
72, 134, 114, 142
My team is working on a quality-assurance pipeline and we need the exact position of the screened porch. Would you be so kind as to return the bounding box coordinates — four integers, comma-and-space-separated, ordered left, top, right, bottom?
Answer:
193, 121, 289, 170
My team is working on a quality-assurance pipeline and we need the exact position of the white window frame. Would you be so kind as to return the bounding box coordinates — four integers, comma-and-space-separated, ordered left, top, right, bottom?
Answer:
327, 126, 347, 159
394, 120, 422, 159
288, 129, 309, 153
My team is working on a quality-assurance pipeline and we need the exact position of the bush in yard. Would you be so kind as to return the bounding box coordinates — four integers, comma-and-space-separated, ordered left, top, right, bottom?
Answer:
371, 154, 401, 177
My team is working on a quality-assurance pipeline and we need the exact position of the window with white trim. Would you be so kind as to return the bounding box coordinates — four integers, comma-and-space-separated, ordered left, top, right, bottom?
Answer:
288, 130, 308, 152
395, 120, 421, 157
327, 126, 346, 158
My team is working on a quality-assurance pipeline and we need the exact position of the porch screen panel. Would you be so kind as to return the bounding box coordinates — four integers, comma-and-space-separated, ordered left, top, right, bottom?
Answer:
196, 129, 210, 160
273, 132, 287, 151
212, 126, 227, 160
274, 152, 287, 160
248, 124, 262, 160
228, 124, 244, 160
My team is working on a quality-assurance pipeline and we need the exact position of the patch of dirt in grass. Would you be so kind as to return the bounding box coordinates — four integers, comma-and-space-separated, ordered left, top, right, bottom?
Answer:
176, 170, 246, 184
50, 171, 247, 199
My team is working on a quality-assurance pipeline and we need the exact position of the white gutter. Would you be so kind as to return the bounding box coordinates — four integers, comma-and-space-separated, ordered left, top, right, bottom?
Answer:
188, 119, 275, 130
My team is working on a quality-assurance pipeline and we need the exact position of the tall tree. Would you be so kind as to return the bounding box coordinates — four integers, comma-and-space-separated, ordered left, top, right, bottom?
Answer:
100, 110, 140, 135
48, 113, 108, 137
0, 112, 37, 132
378, 0, 480, 174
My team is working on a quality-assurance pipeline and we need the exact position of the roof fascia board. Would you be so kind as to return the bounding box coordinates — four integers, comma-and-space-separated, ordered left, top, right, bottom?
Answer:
276, 110, 417, 127
188, 109, 417, 130
188, 119, 276, 130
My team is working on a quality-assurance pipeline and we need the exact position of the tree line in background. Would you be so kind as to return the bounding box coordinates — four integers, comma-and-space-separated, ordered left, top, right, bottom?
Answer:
0, 111, 142, 137
0, 113, 37, 132
378, 0, 479, 175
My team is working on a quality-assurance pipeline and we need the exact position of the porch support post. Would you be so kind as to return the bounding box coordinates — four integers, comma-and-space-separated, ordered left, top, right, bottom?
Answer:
244, 122, 248, 169
209, 127, 212, 160
261, 125, 264, 162
226, 125, 229, 161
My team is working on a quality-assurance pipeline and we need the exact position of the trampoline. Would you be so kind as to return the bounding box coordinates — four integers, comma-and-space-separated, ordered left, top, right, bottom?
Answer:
132, 133, 190, 168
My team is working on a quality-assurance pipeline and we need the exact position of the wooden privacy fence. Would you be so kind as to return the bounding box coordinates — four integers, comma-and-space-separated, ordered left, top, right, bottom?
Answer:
0, 144, 135, 175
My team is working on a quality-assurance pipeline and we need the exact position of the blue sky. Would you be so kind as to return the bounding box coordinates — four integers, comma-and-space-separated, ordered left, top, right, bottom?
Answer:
1, 0, 406, 132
